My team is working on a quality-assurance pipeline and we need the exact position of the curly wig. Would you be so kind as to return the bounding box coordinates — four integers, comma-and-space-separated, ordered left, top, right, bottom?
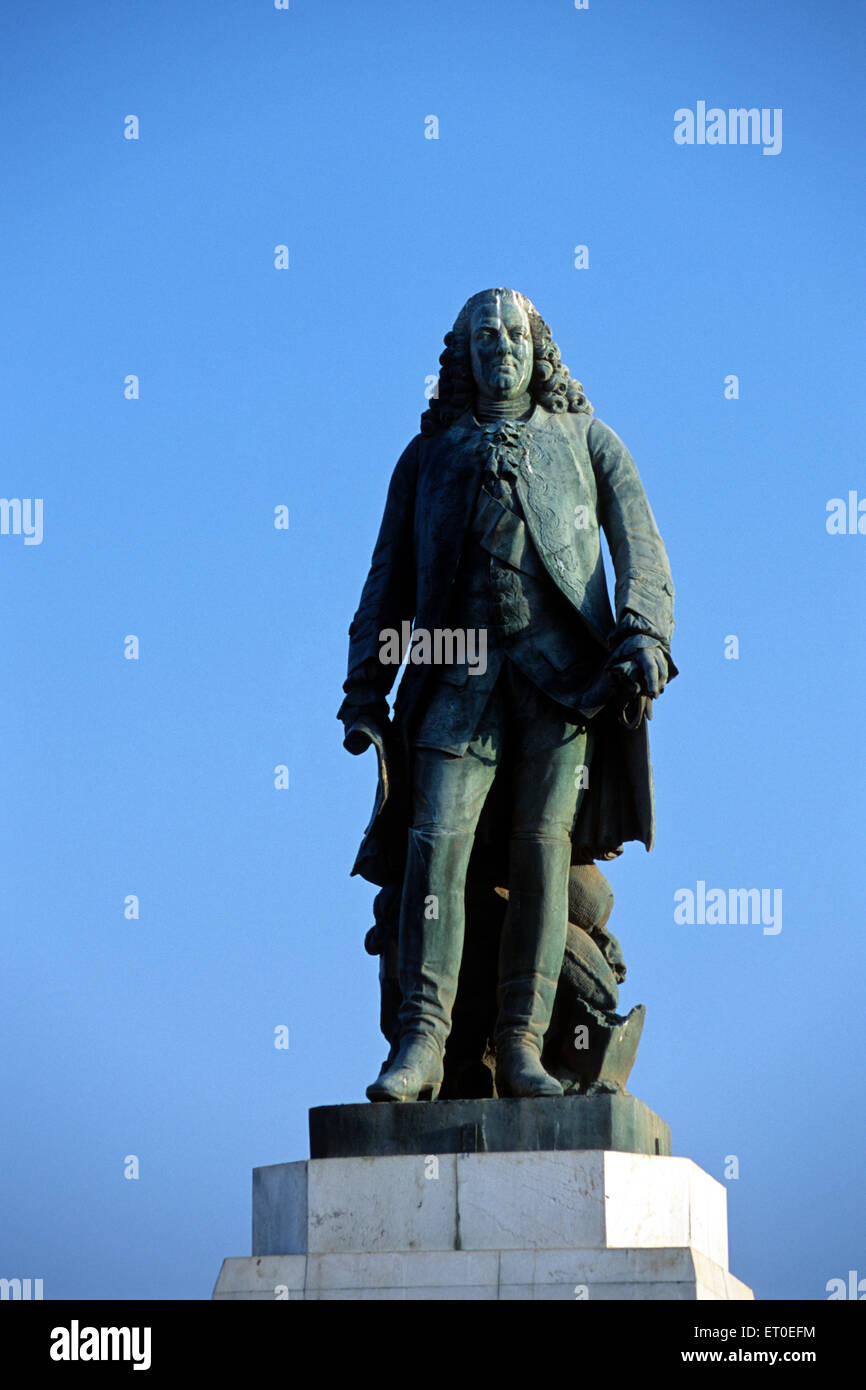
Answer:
420, 288, 592, 435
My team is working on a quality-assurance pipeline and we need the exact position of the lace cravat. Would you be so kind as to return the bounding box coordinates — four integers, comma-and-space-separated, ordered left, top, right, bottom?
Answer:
477, 421, 531, 512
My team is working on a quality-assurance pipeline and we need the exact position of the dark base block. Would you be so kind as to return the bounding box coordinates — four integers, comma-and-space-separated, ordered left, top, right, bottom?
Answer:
309, 1093, 671, 1159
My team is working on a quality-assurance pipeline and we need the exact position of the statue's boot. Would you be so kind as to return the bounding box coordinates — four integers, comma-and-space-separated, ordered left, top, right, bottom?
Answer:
494, 836, 570, 1099
365, 1035, 443, 1103
366, 827, 474, 1102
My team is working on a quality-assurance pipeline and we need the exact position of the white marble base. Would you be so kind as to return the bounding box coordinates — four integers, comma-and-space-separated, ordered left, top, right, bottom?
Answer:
214, 1248, 752, 1300
213, 1151, 754, 1301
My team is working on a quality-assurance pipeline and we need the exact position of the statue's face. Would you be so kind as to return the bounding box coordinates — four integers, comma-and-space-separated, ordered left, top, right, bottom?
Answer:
468, 294, 534, 402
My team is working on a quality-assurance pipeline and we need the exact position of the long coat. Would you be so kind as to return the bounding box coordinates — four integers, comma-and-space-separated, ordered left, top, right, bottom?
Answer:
340, 404, 676, 887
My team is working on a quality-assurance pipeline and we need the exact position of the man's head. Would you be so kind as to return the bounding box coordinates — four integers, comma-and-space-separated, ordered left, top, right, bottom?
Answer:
468, 290, 534, 404
420, 287, 592, 434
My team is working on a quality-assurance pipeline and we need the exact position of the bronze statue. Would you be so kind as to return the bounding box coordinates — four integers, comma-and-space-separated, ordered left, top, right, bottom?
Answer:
339, 288, 676, 1103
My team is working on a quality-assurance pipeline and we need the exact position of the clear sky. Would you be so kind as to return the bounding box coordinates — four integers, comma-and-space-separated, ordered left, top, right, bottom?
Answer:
1, 0, 864, 1301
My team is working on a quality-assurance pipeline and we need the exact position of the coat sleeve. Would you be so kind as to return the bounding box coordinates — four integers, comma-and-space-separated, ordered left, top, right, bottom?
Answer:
337, 436, 419, 727
587, 417, 676, 660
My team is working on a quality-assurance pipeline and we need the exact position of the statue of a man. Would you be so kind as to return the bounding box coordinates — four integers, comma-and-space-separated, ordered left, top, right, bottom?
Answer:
339, 288, 676, 1102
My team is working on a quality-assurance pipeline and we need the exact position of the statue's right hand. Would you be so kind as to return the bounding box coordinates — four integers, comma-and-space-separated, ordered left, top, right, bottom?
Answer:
343, 714, 386, 756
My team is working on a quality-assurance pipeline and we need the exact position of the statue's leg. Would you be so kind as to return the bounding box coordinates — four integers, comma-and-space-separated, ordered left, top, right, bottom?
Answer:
366, 740, 498, 1102
495, 846, 572, 1097
494, 676, 591, 1098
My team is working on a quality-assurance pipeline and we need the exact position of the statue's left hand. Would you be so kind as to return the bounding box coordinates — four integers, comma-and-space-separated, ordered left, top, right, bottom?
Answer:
633, 646, 669, 699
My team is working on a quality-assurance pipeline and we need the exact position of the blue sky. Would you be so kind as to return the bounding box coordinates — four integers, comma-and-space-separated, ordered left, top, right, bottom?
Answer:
1, 0, 864, 1300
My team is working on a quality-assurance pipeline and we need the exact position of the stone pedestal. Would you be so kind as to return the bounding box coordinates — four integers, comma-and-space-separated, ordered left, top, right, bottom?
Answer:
309, 1094, 671, 1158
213, 1100, 754, 1300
